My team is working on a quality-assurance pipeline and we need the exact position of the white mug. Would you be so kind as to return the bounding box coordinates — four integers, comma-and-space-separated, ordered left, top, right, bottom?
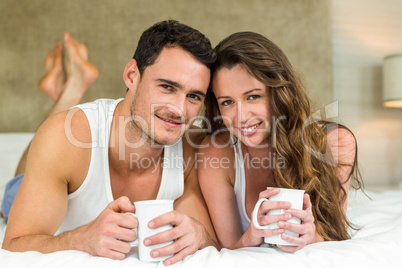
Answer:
126, 199, 174, 262
252, 187, 305, 246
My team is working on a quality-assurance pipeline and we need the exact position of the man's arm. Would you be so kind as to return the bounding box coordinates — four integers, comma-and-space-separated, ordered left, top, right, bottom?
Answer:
174, 160, 219, 249
176, 128, 218, 249
141, 129, 219, 266
3, 112, 78, 252
2, 110, 137, 260
142, 160, 219, 266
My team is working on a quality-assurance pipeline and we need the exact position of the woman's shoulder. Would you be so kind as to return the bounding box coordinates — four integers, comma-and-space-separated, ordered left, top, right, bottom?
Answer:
323, 122, 357, 166
182, 126, 236, 178
325, 123, 356, 148
198, 132, 237, 187
182, 126, 234, 158
200, 132, 235, 156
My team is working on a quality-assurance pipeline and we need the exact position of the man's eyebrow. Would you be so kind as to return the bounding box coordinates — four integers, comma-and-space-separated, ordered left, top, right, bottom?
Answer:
156, 79, 183, 89
216, 88, 262, 99
157, 78, 206, 98
189, 90, 206, 98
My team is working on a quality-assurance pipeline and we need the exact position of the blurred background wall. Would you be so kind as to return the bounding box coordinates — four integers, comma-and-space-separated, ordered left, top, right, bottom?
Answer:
332, 0, 402, 189
4, 0, 401, 190
0, 0, 331, 132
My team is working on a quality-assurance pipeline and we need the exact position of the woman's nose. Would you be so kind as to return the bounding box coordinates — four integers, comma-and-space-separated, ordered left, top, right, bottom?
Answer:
236, 102, 252, 125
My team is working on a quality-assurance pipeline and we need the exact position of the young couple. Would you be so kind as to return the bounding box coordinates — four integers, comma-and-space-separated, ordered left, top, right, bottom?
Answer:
1, 20, 362, 265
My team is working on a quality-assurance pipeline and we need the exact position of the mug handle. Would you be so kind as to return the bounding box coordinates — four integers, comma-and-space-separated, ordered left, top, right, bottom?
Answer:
126, 212, 138, 246
252, 198, 270, 230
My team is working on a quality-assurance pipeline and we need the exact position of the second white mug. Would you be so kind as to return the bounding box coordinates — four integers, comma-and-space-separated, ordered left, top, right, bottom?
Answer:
252, 187, 305, 246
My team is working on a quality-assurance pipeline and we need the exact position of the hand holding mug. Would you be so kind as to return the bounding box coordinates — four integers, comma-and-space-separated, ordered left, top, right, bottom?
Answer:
126, 200, 174, 262
252, 187, 305, 246
274, 193, 318, 252
244, 188, 292, 247
143, 210, 208, 266
74, 196, 137, 260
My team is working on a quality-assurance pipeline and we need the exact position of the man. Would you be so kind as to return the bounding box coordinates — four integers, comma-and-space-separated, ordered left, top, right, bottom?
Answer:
2, 20, 218, 266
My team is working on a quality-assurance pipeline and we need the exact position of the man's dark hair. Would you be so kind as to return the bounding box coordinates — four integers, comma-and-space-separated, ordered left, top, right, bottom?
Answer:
133, 20, 216, 75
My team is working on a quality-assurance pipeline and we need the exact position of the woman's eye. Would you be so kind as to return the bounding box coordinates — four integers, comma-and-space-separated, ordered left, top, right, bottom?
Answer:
221, 100, 233, 106
248, 95, 260, 100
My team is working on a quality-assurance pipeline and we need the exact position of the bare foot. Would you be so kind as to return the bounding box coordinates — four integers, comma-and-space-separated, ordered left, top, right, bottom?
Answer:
38, 42, 65, 101
62, 32, 99, 100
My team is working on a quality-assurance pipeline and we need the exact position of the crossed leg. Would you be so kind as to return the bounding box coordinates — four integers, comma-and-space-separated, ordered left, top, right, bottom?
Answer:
15, 32, 99, 176
1, 34, 99, 220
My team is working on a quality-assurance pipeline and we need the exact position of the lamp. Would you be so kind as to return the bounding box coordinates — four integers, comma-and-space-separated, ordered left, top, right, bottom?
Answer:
383, 54, 402, 108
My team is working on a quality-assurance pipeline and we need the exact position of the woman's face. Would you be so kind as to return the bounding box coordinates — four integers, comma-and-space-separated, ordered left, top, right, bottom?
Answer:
212, 64, 271, 147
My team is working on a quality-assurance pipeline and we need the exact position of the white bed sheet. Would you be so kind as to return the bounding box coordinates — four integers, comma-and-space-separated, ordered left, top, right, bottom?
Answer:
1, 133, 402, 267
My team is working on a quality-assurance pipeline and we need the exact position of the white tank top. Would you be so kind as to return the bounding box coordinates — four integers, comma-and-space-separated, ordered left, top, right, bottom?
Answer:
55, 98, 184, 235
233, 140, 251, 234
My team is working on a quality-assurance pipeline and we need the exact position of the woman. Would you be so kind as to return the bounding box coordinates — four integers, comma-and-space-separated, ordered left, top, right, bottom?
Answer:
198, 32, 363, 252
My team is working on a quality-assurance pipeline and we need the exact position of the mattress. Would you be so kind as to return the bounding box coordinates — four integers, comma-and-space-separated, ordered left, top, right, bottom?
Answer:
1, 133, 401, 267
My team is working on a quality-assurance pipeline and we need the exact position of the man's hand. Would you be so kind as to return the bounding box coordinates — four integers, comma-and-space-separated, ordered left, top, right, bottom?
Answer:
73, 196, 137, 260
142, 211, 207, 266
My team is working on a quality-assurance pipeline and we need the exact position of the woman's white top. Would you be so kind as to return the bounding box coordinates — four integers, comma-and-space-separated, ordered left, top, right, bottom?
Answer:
233, 140, 251, 234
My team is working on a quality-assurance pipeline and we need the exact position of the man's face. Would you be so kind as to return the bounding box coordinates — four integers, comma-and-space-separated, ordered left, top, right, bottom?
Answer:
130, 46, 210, 146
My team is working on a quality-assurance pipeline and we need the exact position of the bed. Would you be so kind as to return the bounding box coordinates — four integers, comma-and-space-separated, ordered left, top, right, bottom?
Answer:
1, 133, 402, 268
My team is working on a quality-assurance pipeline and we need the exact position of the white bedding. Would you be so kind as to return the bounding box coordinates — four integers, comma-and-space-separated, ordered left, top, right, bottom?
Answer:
1, 133, 402, 268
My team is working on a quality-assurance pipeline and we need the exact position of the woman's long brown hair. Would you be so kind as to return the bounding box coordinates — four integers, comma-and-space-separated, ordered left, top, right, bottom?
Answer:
203, 32, 363, 241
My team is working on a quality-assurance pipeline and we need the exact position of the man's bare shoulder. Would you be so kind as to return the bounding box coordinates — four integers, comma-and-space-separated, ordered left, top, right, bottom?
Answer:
35, 108, 91, 147
27, 108, 92, 185
62, 107, 92, 147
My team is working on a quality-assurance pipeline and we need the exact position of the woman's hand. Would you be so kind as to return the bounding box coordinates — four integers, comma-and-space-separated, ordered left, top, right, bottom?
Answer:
276, 194, 322, 252
242, 188, 292, 247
